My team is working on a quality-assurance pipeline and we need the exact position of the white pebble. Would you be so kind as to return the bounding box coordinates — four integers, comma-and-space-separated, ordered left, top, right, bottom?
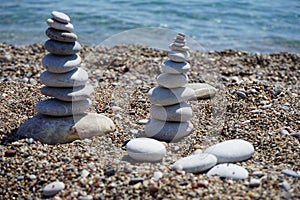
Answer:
42, 181, 65, 197
207, 163, 249, 180
153, 171, 163, 180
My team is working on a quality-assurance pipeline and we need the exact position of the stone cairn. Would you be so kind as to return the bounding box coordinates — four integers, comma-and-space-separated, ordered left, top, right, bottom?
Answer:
16, 11, 115, 144
145, 33, 195, 142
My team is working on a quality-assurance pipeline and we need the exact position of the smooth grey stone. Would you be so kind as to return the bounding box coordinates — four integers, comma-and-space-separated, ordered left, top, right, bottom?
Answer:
51, 11, 70, 23
44, 39, 81, 55
35, 98, 91, 116
42, 181, 65, 196
150, 102, 192, 122
17, 113, 115, 145
169, 43, 190, 51
42, 53, 81, 73
144, 119, 193, 142
207, 163, 249, 180
46, 18, 74, 32
172, 153, 217, 173
156, 73, 188, 88
168, 50, 189, 62
281, 169, 300, 177
40, 68, 88, 87
204, 139, 254, 163
41, 84, 94, 101
187, 83, 217, 99
46, 28, 77, 43
148, 86, 195, 106
126, 138, 167, 162
161, 60, 190, 74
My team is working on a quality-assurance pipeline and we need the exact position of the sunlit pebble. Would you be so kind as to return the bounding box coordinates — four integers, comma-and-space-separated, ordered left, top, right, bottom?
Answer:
138, 119, 149, 124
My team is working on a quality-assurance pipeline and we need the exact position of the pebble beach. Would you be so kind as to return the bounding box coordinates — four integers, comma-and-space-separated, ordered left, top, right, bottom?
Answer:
0, 42, 299, 199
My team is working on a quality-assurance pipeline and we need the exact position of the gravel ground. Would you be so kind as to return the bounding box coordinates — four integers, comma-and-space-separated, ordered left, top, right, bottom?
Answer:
0, 42, 299, 199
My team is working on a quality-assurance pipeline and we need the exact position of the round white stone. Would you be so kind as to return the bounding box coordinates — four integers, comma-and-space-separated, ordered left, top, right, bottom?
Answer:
150, 102, 192, 122
46, 28, 77, 43
161, 60, 190, 74
35, 98, 91, 116
42, 181, 65, 196
204, 139, 254, 163
168, 51, 189, 62
51, 11, 70, 23
172, 153, 217, 173
144, 119, 193, 142
40, 68, 88, 87
47, 18, 74, 32
41, 84, 94, 101
126, 138, 166, 162
44, 40, 81, 55
187, 83, 217, 99
207, 163, 249, 180
148, 86, 195, 106
42, 53, 81, 73
169, 43, 190, 52
156, 73, 188, 88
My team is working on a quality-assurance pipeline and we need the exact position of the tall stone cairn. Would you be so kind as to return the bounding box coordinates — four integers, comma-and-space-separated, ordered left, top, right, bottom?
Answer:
145, 33, 195, 142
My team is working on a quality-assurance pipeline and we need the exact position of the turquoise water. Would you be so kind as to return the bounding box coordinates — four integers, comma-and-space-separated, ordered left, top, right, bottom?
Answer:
0, 0, 299, 53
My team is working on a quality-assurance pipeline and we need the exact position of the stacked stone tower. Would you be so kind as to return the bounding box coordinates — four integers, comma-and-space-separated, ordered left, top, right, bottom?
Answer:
145, 33, 195, 142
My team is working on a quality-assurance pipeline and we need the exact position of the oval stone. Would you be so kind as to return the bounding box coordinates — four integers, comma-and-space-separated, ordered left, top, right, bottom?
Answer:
46, 28, 77, 43
172, 153, 217, 173
47, 18, 74, 32
168, 50, 189, 62
144, 119, 193, 142
42, 53, 81, 73
148, 86, 195, 106
42, 181, 65, 196
44, 40, 81, 55
207, 163, 249, 180
41, 84, 94, 101
204, 139, 255, 163
126, 138, 167, 162
40, 68, 88, 87
150, 102, 192, 122
35, 98, 91, 116
16, 113, 115, 144
51, 11, 70, 23
169, 43, 190, 52
161, 60, 190, 74
156, 73, 188, 88
187, 83, 217, 99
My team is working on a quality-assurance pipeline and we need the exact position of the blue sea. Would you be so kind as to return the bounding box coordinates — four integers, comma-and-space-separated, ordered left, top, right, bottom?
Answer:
0, 0, 299, 53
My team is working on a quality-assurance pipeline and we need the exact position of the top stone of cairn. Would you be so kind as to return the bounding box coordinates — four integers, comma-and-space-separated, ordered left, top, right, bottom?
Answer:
51, 11, 70, 23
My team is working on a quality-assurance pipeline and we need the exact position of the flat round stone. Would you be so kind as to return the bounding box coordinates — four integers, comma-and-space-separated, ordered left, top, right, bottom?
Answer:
161, 60, 190, 74
169, 43, 190, 52
35, 98, 91, 116
44, 40, 81, 55
40, 68, 88, 87
204, 139, 255, 163
150, 102, 192, 122
187, 83, 217, 99
207, 163, 249, 180
46, 28, 77, 43
168, 51, 189, 62
41, 84, 94, 101
42, 181, 65, 196
47, 18, 74, 32
51, 11, 70, 23
148, 86, 195, 106
126, 138, 167, 162
156, 73, 188, 88
144, 119, 193, 142
172, 153, 217, 173
42, 53, 81, 73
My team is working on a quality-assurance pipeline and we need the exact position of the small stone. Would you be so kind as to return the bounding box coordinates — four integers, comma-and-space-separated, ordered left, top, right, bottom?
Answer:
207, 163, 249, 180
281, 180, 291, 191
126, 138, 166, 162
51, 11, 71, 23
156, 73, 188, 88
17, 176, 24, 181
42, 181, 65, 197
280, 129, 290, 135
187, 83, 217, 99
290, 131, 300, 139
249, 178, 260, 187
28, 174, 37, 180
26, 138, 34, 144
40, 68, 88, 87
46, 18, 74, 32
129, 177, 144, 185
138, 119, 149, 124
281, 169, 300, 177
172, 153, 217, 173
148, 86, 195, 106
105, 168, 116, 177
35, 98, 91, 116
236, 91, 247, 98
193, 149, 203, 155
169, 43, 189, 52
204, 139, 254, 163
252, 171, 265, 177
153, 171, 163, 180
161, 60, 190, 74
168, 51, 189, 62
4, 149, 16, 157
79, 195, 93, 200
46, 28, 77, 43
44, 40, 81, 55
129, 129, 139, 135
81, 169, 89, 178
41, 84, 94, 102
150, 102, 192, 122
144, 119, 193, 142
42, 53, 81, 73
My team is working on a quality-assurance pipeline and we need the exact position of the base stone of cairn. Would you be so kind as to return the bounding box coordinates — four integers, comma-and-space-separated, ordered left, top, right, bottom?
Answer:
17, 11, 115, 144
145, 33, 195, 142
